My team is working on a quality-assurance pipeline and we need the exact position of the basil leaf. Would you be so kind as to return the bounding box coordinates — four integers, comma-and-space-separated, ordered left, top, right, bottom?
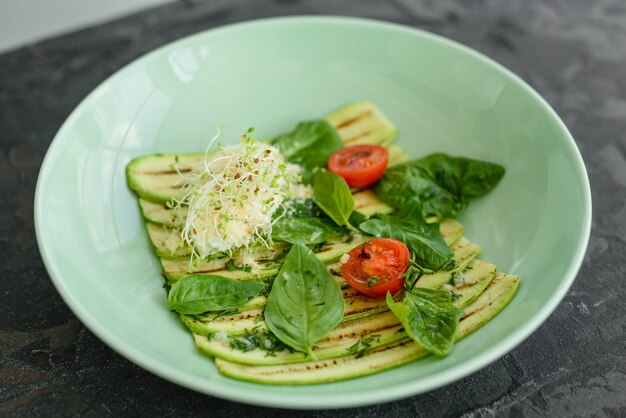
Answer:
386, 288, 463, 357
358, 202, 452, 270
313, 170, 355, 228
168, 275, 264, 314
264, 243, 344, 356
268, 120, 343, 182
272, 216, 346, 244
375, 153, 505, 218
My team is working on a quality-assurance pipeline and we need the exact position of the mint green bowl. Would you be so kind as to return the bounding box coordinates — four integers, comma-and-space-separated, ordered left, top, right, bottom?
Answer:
35, 17, 591, 408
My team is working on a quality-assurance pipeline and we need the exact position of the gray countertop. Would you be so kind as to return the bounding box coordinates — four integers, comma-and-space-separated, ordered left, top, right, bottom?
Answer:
1, 0, 625, 416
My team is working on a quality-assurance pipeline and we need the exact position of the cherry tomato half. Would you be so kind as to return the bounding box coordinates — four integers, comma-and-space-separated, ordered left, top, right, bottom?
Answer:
341, 238, 410, 298
328, 145, 389, 188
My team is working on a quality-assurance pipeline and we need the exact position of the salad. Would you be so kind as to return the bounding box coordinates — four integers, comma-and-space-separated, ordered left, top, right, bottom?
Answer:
126, 101, 519, 384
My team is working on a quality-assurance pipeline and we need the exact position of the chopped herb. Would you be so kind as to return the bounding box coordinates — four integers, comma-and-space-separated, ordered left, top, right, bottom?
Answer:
253, 312, 266, 324
262, 261, 283, 270
225, 260, 253, 273
402, 252, 436, 291
228, 327, 294, 357
443, 258, 456, 271
450, 291, 461, 302
448, 272, 458, 286
259, 277, 275, 297
346, 335, 381, 358
225, 260, 237, 271
161, 275, 172, 295
366, 277, 382, 288
211, 308, 241, 320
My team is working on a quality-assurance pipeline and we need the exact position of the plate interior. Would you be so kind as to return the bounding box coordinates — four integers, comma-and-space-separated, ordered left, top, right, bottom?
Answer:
35, 17, 591, 408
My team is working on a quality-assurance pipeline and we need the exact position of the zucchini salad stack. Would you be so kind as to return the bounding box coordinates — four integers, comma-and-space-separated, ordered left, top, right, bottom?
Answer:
126, 102, 519, 384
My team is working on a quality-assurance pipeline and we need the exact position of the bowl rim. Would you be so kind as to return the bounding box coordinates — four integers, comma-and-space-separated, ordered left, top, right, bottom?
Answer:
34, 15, 592, 409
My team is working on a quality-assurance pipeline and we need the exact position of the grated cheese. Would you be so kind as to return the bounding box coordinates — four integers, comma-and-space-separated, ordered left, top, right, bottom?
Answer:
290, 183, 313, 199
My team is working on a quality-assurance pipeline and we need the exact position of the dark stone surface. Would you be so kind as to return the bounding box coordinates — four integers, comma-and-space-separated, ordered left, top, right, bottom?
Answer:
1, 0, 625, 416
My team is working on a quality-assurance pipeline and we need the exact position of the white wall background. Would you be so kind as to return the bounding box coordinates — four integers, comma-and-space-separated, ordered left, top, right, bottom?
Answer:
0, 0, 176, 53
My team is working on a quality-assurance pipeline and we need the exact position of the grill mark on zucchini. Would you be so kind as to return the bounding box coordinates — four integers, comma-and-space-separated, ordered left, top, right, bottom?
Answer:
323, 324, 401, 343
342, 289, 395, 320
462, 273, 518, 320
180, 266, 230, 275
453, 262, 495, 290
139, 199, 187, 228
333, 111, 372, 129
231, 339, 415, 376
344, 130, 374, 144
157, 183, 185, 190
141, 201, 168, 211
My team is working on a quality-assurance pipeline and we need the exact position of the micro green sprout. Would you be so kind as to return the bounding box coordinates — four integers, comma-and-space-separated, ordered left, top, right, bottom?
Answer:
170, 128, 299, 267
